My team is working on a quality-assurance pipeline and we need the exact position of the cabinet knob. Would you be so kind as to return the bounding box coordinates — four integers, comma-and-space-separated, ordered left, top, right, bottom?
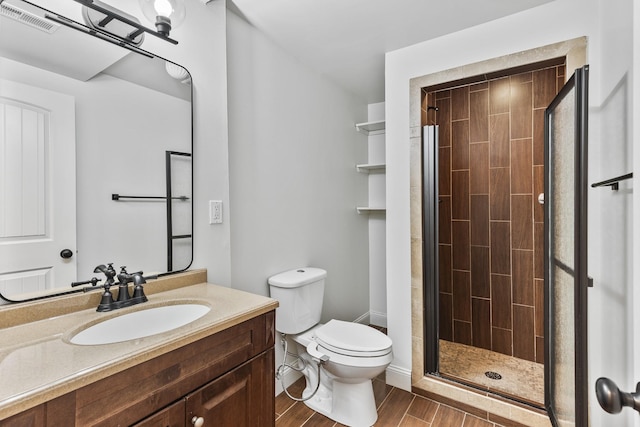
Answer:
191, 416, 205, 427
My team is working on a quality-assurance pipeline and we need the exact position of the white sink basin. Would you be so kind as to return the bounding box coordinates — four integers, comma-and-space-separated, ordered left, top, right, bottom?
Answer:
69, 303, 210, 345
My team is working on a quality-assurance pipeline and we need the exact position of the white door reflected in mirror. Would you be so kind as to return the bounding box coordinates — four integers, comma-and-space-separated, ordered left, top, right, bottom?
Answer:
0, 79, 76, 300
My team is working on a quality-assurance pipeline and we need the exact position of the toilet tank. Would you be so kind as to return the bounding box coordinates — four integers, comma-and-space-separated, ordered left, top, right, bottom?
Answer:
268, 267, 326, 334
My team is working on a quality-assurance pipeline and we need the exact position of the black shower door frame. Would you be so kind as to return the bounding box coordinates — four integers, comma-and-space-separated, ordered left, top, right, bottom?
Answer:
422, 125, 440, 374
544, 65, 589, 427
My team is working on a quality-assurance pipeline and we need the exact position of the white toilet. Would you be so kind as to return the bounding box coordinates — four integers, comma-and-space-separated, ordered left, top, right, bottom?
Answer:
268, 267, 393, 427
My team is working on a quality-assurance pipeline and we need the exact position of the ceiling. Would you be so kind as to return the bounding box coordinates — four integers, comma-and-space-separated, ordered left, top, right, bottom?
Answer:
229, 0, 554, 104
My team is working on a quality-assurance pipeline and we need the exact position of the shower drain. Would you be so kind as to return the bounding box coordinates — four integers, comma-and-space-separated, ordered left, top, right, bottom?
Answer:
485, 371, 502, 380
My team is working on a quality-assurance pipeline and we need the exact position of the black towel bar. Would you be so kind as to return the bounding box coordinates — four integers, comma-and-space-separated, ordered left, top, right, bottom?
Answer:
591, 173, 633, 191
111, 194, 189, 201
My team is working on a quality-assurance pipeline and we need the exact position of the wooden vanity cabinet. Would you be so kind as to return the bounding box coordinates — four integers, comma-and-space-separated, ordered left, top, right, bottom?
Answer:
133, 400, 185, 427
0, 311, 275, 427
137, 350, 274, 427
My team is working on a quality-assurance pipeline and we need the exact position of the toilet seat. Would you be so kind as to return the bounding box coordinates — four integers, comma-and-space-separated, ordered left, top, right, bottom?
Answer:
315, 319, 392, 357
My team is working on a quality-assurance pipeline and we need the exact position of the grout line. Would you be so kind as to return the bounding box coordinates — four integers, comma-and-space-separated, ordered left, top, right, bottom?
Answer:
376, 386, 393, 410
395, 395, 416, 427
275, 399, 298, 420
298, 409, 316, 427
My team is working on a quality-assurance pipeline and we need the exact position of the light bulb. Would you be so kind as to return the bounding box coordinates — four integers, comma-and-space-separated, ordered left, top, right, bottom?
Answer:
153, 0, 173, 17
139, 0, 186, 36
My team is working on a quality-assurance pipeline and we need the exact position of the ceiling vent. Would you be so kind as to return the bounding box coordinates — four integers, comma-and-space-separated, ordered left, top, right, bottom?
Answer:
0, 2, 60, 34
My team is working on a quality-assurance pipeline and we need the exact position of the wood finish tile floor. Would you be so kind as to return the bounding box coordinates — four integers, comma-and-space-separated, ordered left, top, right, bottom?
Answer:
439, 340, 544, 407
275, 376, 508, 427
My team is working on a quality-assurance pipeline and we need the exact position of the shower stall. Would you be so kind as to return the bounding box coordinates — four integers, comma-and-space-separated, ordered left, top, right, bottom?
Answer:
419, 60, 569, 408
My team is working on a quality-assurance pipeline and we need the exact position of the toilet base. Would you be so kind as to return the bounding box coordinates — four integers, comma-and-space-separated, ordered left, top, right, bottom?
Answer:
302, 368, 378, 427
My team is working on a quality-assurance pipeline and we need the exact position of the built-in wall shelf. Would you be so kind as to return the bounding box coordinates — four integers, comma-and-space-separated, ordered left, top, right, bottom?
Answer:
355, 120, 385, 135
356, 207, 386, 214
356, 163, 386, 173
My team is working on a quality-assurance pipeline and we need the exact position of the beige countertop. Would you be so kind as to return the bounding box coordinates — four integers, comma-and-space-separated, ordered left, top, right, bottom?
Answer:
0, 270, 278, 420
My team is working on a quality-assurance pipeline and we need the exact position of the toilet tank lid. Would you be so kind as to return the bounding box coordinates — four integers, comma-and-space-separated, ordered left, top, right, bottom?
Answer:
268, 267, 327, 288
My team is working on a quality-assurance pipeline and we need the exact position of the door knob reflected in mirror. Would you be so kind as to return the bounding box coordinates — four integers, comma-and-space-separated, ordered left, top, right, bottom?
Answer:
60, 249, 74, 259
595, 377, 640, 414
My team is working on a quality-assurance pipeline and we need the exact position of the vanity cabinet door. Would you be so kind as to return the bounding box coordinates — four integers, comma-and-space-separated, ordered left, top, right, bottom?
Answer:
132, 400, 185, 427
185, 350, 274, 427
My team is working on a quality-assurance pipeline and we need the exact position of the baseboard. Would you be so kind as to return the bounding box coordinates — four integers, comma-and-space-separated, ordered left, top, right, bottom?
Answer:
353, 311, 370, 325
386, 364, 412, 391
353, 311, 387, 327
369, 311, 387, 328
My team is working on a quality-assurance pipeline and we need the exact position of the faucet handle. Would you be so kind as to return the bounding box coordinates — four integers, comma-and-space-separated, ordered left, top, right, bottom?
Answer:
131, 272, 148, 302
71, 277, 102, 288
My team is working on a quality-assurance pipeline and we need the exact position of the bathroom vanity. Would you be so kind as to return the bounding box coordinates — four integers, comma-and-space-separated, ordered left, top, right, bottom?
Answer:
0, 270, 277, 426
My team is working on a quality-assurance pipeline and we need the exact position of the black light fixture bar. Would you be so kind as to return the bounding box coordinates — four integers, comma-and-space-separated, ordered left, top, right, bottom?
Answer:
44, 13, 155, 58
97, 14, 114, 27
128, 28, 145, 40
73, 0, 178, 45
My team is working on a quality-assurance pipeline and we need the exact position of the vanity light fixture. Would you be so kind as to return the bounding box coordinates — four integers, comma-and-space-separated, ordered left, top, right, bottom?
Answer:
138, 0, 186, 38
74, 0, 179, 45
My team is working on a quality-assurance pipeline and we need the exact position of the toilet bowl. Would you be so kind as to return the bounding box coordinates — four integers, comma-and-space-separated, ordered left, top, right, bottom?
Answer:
291, 321, 392, 427
268, 267, 393, 427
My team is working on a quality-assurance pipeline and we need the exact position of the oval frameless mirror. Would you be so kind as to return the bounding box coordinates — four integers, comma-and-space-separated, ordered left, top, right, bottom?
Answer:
0, 0, 193, 303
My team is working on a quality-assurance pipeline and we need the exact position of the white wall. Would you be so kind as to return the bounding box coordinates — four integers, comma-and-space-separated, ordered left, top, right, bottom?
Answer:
148, 0, 232, 287
386, 1, 637, 425
634, 4, 640, 427
225, 10, 369, 323
72, 74, 190, 276
226, 9, 370, 395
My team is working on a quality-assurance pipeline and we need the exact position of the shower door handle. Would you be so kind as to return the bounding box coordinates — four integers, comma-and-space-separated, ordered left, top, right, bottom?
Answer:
595, 377, 640, 414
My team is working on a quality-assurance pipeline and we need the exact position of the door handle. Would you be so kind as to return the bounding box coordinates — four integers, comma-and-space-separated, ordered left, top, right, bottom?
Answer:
60, 249, 74, 259
595, 377, 640, 414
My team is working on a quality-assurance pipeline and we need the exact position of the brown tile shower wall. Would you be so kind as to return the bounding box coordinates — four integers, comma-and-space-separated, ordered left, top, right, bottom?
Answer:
424, 65, 565, 364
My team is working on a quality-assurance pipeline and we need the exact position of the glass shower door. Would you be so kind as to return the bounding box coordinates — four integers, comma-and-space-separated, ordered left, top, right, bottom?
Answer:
544, 65, 589, 427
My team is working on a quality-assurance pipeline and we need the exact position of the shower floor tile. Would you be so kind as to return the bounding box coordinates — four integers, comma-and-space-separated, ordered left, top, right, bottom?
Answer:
439, 340, 544, 407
